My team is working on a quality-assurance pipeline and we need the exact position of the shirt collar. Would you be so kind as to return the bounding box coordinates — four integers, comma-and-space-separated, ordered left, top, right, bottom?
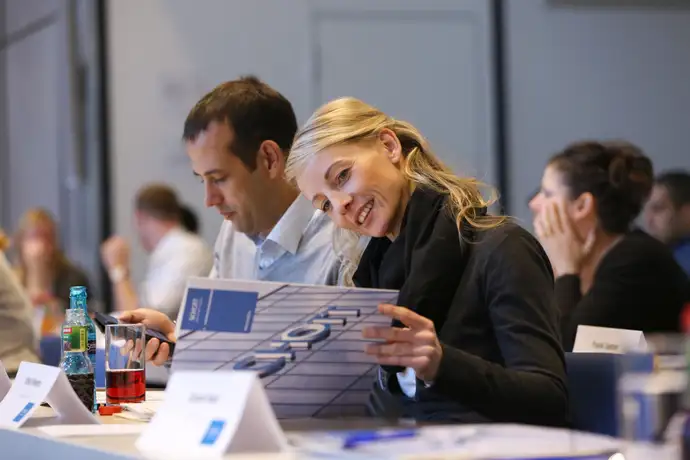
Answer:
262, 195, 318, 255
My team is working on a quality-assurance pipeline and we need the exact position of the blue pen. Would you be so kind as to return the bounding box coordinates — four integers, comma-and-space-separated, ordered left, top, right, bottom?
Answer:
484, 452, 622, 460
342, 429, 418, 449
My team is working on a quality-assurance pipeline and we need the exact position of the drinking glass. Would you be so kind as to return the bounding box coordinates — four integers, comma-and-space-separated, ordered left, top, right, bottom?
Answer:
105, 324, 146, 403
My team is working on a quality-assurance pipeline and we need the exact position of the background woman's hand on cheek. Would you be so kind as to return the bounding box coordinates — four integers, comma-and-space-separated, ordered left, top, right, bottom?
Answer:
534, 198, 595, 277
362, 304, 443, 382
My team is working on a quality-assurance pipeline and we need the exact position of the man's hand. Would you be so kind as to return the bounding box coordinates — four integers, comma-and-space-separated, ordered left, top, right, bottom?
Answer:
101, 236, 131, 273
120, 308, 176, 366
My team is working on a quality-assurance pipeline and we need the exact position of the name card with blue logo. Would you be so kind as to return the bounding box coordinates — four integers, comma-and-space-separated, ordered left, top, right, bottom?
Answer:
173, 278, 399, 419
0, 362, 98, 428
136, 371, 287, 457
0, 361, 11, 401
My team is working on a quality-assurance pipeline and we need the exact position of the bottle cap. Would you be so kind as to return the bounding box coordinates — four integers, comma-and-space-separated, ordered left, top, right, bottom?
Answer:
98, 405, 123, 416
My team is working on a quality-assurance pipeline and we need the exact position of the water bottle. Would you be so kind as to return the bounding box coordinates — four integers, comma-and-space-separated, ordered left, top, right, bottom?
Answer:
69, 286, 97, 411
60, 308, 95, 413
69, 287, 97, 368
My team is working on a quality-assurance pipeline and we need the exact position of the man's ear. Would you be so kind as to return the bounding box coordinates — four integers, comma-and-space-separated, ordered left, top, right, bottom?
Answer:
257, 140, 285, 178
379, 129, 403, 165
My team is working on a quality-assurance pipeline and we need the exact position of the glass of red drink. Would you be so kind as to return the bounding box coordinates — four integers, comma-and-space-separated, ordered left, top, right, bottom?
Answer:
105, 324, 146, 404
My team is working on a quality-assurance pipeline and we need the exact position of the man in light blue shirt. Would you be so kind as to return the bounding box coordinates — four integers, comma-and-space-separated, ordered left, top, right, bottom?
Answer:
184, 75, 342, 286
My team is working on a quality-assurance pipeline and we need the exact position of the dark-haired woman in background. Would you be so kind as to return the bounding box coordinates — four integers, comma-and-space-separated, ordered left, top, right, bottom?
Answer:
530, 141, 687, 351
179, 204, 200, 234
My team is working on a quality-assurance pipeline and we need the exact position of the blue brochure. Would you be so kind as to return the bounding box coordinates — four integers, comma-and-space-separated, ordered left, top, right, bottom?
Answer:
179, 287, 258, 333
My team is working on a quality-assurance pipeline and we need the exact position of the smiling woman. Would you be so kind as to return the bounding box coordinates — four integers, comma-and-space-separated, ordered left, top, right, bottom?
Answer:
285, 98, 569, 427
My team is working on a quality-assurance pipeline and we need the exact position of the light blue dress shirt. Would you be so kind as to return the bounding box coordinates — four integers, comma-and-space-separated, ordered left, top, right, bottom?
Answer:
209, 195, 342, 286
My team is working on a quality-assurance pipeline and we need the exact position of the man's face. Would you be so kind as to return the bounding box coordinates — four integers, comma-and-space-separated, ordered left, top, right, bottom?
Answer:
186, 120, 270, 236
643, 185, 679, 243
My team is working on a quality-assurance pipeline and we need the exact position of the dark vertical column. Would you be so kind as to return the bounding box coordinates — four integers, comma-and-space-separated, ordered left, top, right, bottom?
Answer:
0, 0, 8, 230
96, 0, 112, 312
491, 0, 510, 214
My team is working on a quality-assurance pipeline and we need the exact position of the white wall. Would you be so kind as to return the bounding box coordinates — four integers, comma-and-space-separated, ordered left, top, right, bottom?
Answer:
106, 0, 497, 283
1, 0, 106, 300
506, 0, 690, 226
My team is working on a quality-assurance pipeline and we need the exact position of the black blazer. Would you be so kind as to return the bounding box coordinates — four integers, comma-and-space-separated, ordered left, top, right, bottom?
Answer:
558, 229, 687, 352
354, 187, 568, 427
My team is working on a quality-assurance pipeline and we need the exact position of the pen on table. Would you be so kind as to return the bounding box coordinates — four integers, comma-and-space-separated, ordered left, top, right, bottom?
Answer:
342, 429, 418, 449
484, 452, 623, 460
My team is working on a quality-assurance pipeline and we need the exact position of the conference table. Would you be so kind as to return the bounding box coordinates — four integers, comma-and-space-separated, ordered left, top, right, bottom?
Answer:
2, 389, 679, 460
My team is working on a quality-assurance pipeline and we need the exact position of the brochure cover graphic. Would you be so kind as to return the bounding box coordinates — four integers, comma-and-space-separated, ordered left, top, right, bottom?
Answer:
172, 277, 398, 419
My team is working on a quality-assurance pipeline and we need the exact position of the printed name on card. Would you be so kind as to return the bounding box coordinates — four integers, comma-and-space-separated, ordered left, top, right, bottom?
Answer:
573, 325, 647, 354
136, 371, 288, 457
0, 362, 98, 428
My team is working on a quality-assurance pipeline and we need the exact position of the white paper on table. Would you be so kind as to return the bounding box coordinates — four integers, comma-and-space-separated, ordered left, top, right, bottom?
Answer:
0, 361, 11, 401
39, 423, 146, 437
573, 325, 647, 354
0, 362, 99, 428
136, 371, 288, 458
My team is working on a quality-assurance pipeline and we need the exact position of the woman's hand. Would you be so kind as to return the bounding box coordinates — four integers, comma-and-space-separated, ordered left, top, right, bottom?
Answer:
534, 199, 595, 277
362, 304, 443, 382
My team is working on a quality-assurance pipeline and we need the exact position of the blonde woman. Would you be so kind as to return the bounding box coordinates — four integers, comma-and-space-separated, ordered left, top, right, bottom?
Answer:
285, 98, 567, 426
13, 209, 91, 323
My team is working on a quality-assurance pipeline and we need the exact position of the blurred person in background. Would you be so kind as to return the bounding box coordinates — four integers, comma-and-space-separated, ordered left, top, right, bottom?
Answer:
0, 227, 40, 375
12, 208, 91, 335
530, 141, 687, 351
101, 184, 213, 320
643, 171, 690, 277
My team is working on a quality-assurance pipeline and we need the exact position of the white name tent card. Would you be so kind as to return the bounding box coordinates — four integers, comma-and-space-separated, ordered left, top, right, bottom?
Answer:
573, 325, 648, 354
0, 361, 11, 401
0, 362, 99, 428
136, 371, 288, 458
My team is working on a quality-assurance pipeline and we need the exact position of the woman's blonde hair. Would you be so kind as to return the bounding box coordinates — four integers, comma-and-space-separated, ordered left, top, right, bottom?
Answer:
286, 98, 505, 284
13, 208, 69, 285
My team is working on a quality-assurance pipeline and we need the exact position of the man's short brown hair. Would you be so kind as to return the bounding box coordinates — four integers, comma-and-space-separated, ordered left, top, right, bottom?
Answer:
182, 75, 298, 171
135, 184, 181, 221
